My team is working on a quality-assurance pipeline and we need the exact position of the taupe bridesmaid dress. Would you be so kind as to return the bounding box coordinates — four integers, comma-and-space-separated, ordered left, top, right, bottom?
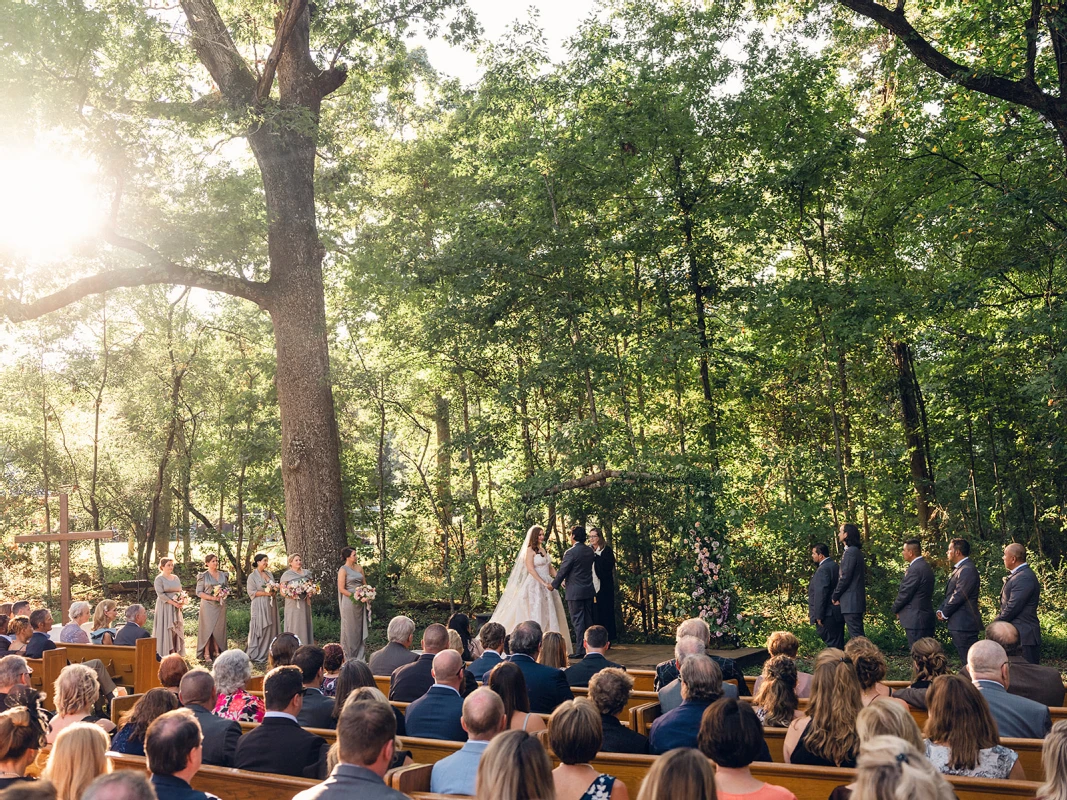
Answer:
154, 573, 186, 658
339, 564, 368, 661
246, 569, 280, 663
195, 569, 229, 660
281, 568, 314, 645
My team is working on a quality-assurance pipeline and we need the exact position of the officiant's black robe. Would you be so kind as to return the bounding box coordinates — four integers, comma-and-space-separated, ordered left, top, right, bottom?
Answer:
594, 546, 618, 640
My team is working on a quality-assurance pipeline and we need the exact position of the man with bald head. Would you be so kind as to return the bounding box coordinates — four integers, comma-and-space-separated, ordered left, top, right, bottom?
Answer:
973, 622, 1065, 707
403, 649, 467, 742
968, 639, 1051, 739
430, 688, 505, 795
994, 543, 1041, 664
389, 623, 450, 702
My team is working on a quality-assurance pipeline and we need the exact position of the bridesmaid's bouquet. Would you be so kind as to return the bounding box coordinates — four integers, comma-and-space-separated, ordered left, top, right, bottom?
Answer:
174, 590, 190, 607
264, 581, 280, 596
351, 585, 376, 605
282, 579, 320, 600
211, 585, 232, 601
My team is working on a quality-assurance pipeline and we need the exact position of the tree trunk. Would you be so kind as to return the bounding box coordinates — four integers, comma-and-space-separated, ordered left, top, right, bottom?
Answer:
683, 212, 717, 458
889, 340, 937, 531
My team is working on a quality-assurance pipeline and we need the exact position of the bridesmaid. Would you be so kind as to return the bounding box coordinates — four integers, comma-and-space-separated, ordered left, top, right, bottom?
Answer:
281, 554, 314, 646
337, 547, 368, 661
246, 552, 280, 663
195, 553, 229, 662
154, 557, 186, 658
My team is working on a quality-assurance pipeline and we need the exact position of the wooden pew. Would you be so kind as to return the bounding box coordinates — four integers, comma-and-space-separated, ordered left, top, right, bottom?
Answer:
24, 657, 46, 697
248, 675, 264, 692
39, 638, 161, 710
111, 693, 141, 725
108, 752, 317, 800
630, 669, 655, 692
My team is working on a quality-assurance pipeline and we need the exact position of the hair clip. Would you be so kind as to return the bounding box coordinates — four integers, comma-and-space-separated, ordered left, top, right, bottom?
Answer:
896, 753, 909, 764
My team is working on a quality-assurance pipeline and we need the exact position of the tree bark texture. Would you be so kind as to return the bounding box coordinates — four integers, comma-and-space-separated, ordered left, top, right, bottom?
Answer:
890, 340, 937, 531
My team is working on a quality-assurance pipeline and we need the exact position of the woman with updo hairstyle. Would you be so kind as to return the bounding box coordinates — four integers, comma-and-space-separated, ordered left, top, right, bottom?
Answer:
635, 747, 717, 800
844, 637, 900, 706
0, 695, 48, 789
321, 643, 345, 696
337, 547, 368, 661
267, 632, 300, 670
195, 553, 229, 662
281, 553, 314, 646
851, 736, 955, 800
486, 661, 546, 733
752, 632, 811, 697
751, 655, 801, 727
475, 729, 556, 800
89, 601, 118, 646
6, 617, 32, 656
157, 654, 189, 693
783, 648, 861, 768
42, 722, 111, 800
893, 638, 949, 711
154, 557, 186, 658
59, 603, 91, 645
110, 688, 180, 755
549, 699, 628, 800
47, 664, 114, 743
245, 552, 280, 663
1038, 720, 1067, 800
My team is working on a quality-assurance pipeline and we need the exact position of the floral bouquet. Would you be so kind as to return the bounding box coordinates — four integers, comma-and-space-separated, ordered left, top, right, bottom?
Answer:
281, 579, 321, 600
211, 585, 232, 601
303, 581, 322, 598
351, 585, 376, 605
264, 580, 280, 596
174, 590, 190, 607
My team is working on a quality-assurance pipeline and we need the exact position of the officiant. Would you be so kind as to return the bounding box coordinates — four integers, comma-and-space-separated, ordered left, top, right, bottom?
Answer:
589, 527, 618, 640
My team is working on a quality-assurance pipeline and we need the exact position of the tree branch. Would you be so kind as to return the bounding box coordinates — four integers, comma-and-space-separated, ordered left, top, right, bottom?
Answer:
1025, 0, 1040, 83
256, 0, 309, 104
524, 469, 669, 500
179, 0, 257, 105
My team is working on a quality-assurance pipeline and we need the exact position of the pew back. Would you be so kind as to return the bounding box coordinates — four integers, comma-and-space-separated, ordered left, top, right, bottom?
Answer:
108, 752, 316, 800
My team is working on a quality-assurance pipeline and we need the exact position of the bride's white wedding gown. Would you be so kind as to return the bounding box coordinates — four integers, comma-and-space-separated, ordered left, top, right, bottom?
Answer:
489, 549, 572, 643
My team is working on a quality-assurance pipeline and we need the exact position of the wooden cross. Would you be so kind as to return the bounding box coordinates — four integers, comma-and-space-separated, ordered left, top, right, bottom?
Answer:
15, 493, 116, 623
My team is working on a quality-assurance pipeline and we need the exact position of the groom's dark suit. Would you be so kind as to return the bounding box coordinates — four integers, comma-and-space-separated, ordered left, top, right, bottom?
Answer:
552, 542, 596, 656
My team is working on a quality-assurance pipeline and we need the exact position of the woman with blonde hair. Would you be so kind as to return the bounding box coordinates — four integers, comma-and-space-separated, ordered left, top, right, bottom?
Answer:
0, 695, 48, 790
281, 553, 314, 646
47, 665, 114, 743
751, 655, 801, 727
829, 699, 926, 800
42, 722, 111, 800
753, 632, 811, 697
549, 700, 629, 800
636, 747, 717, 800
783, 648, 861, 768
475, 729, 556, 800
89, 601, 118, 646
539, 632, 569, 670
893, 638, 949, 711
852, 736, 955, 800
923, 674, 1024, 779
1038, 720, 1067, 800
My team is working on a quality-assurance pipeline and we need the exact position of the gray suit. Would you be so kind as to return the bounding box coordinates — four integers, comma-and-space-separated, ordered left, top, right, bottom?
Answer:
368, 641, 418, 677
892, 556, 936, 647
292, 764, 407, 800
552, 543, 596, 655
833, 545, 866, 639
938, 557, 982, 664
974, 680, 1051, 739
183, 703, 241, 767
995, 564, 1041, 664
808, 558, 844, 649
658, 677, 738, 713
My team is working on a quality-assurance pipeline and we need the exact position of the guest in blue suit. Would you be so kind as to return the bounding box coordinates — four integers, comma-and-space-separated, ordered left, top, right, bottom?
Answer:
967, 640, 1051, 739
404, 650, 468, 742
496, 621, 571, 713
468, 622, 506, 682
430, 688, 506, 795
649, 655, 722, 755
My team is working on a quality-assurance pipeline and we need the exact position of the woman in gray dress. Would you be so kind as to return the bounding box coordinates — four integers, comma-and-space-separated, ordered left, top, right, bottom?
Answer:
246, 552, 280, 663
337, 547, 369, 661
195, 553, 229, 661
154, 557, 187, 658
281, 553, 314, 645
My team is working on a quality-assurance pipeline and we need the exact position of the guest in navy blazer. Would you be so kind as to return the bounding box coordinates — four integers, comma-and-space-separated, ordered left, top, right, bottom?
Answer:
389, 624, 449, 702
588, 667, 649, 755
496, 621, 571, 713
650, 655, 732, 755
563, 626, 624, 688
468, 622, 507, 682
234, 666, 328, 777
404, 650, 468, 742
145, 708, 218, 800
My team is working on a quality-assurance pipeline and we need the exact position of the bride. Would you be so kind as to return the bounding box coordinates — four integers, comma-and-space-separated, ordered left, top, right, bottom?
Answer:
489, 524, 571, 643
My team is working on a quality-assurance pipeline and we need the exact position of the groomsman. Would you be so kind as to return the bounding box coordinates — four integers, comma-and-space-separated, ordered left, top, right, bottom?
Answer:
808, 544, 844, 649
994, 543, 1041, 664
589, 528, 618, 641
937, 538, 982, 664
832, 523, 866, 639
891, 538, 936, 648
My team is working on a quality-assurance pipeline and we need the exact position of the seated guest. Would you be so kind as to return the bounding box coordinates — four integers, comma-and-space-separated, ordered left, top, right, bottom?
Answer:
113, 606, 151, 647
659, 636, 738, 714
445, 632, 479, 698
635, 747, 717, 800
923, 674, 1024, 779
0, 617, 9, 655
486, 661, 546, 734
699, 698, 796, 800
292, 699, 407, 800
0, 657, 33, 709
368, 616, 418, 677
234, 666, 327, 777
144, 709, 215, 800
345, 688, 412, 770
538, 632, 569, 670
321, 644, 344, 697
24, 611, 56, 659
564, 626, 624, 688
893, 638, 950, 711
968, 638, 1052, 739
752, 632, 812, 698
968, 622, 1066, 708
81, 772, 156, 800
211, 649, 264, 723
268, 633, 300, 669
9, 603, 30, 622
650, 655, 728, 755
89, 602, 118, 646
43, 723, 111, 800
588, 668, 649, 754
111, 688, 180, 755
293, 645, 335, 729
47, 665, 116, 743
751, 655, 801, 727
468, 622, 506, 682
178, 668, 241, 768
330, 660, 391, 727
499, 621, 571, 713
447, 613, 480, 661
158, 656, 188, 695
431, 689, 506, 795
0, 698, 48, 790
59, 604, 92, 645
388, 623, 448, 702
654, 616, 748, 695
783, 648, 861, 768
404, 650, 468, 742
828, 699, 927, 800
845, 637, 905, 707
550, 700, 629, 800
854, 736, 956, 800
1037, 720, 1067, 800
474, 730, 555, 800
6, 618, 32, 656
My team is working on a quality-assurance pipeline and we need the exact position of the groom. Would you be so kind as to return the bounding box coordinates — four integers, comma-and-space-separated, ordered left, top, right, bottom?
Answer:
551, 526, 596, 658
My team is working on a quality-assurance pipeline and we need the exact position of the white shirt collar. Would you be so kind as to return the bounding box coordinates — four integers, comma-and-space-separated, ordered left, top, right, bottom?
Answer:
263, 711, 299, 723
908, 555, 923, 565
1010, 562, 1028, 574
955, 556, 971, 567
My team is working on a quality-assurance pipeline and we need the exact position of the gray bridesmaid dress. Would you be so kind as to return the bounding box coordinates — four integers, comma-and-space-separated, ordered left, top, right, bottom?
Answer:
154, 573, 186, 659
339, 564, 368, 661
195, 569, 229, 660
246, 570, 280, 663
281, 568, 314, 645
